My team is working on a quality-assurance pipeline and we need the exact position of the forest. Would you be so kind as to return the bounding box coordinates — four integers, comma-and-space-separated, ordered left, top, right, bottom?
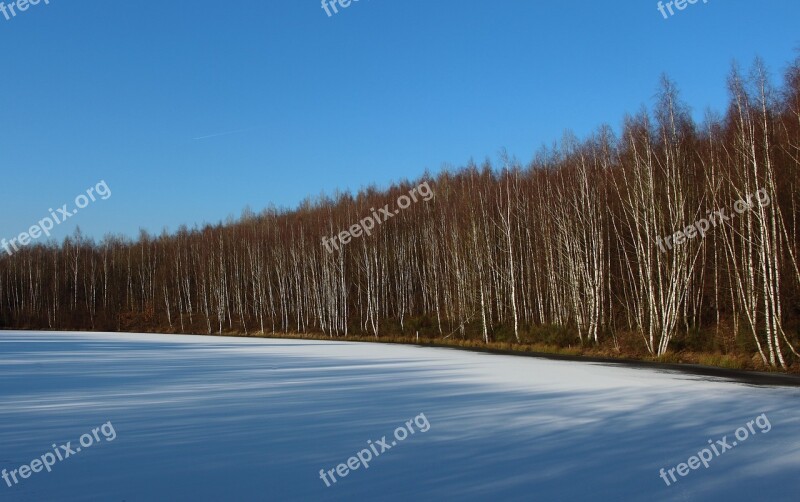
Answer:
2, 57, 799, 369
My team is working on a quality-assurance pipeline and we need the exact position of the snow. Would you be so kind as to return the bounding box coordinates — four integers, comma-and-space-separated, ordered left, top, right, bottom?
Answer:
0, 331, 798, 501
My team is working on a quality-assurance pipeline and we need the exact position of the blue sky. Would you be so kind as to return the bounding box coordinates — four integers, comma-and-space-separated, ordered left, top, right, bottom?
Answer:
1, 0, 798, 244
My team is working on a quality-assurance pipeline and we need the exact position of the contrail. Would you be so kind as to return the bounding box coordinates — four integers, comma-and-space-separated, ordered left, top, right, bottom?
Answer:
191, 127, 257, 141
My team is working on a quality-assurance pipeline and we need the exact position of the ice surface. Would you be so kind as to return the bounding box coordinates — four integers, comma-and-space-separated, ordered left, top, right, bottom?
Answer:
0, 331, 798, 501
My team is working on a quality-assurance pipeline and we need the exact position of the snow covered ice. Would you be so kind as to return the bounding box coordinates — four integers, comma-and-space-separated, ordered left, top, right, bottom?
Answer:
0, 331, 798, 501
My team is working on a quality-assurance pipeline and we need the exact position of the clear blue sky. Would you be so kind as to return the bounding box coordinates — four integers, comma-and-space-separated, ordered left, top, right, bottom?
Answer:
1, 0, 798, 244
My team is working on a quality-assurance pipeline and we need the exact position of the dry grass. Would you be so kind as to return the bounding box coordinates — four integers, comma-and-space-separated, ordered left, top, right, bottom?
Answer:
183, 329, 798, 374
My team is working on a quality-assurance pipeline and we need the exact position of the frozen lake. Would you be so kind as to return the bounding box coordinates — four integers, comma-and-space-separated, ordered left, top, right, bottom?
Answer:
0, 331, 798, 501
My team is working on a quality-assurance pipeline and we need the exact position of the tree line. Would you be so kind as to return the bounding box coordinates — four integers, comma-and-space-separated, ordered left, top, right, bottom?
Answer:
2, 57, 799, 367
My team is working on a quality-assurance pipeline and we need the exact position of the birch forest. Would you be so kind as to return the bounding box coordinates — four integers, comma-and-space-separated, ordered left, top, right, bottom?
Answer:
2, 59, 800, 368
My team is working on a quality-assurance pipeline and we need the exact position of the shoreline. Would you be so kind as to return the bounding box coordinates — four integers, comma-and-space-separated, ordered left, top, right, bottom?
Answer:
4, 328, 800, 387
